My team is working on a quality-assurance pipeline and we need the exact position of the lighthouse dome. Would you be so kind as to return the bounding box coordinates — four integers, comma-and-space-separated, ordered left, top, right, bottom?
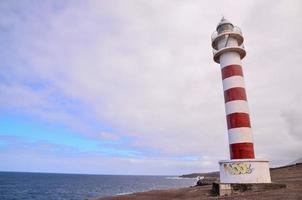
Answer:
216, 17, 234, 32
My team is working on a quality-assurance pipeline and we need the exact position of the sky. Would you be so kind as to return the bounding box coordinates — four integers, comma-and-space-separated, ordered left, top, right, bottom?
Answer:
0, 0, 301, 175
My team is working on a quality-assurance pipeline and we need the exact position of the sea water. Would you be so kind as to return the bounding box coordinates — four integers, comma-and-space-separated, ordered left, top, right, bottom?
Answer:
0, 172, 196, 200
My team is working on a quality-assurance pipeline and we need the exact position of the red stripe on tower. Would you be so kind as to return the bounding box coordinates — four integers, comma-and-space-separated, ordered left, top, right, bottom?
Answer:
221, 65, 244, 79
224, 87, 247, 103
230, 143, 255, 159
226, 113, 251, 129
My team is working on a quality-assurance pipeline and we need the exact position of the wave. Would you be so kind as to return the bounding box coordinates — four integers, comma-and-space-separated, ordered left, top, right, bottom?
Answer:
115, 192, 133, 196
164, 176, 199, 180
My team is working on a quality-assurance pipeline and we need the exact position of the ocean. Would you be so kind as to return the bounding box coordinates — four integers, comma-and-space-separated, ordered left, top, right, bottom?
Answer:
0, 172, 197, 200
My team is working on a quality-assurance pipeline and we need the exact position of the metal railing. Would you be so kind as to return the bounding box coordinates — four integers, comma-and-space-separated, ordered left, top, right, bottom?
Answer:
211, 26, 243, 42
212, 43, 245, 56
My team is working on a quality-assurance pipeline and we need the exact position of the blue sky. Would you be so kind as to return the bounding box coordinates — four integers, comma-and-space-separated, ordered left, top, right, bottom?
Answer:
0, 0, 302, 175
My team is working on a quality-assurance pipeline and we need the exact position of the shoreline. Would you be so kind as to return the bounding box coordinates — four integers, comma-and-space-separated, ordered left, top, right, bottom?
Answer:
93, 163, 302, 200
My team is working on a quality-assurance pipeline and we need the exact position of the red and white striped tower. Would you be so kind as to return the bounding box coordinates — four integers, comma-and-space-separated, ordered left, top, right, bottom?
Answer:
212, 18, 254, 160
211, 18, 271, 183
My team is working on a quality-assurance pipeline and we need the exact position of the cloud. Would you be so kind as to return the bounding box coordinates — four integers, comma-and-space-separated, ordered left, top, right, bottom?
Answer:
0, 0, 301, 174
0, 136, 214, 175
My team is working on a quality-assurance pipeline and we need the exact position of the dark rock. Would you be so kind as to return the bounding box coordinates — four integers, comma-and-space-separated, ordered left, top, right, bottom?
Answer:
196, 177, 218, 186
180, 171, 219, 178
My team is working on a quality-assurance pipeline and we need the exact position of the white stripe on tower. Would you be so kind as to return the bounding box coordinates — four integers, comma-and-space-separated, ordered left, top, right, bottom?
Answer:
225, 100, 249, 115
228, 128, 253, 144
220, 52, 242, 68
222, 76, 245, 91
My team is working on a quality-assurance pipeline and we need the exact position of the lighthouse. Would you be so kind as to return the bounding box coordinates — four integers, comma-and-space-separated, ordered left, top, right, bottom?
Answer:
211, 18, 271, 183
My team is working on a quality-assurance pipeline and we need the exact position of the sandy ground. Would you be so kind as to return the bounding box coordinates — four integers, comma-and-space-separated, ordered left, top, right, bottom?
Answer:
95, 163, 302, 200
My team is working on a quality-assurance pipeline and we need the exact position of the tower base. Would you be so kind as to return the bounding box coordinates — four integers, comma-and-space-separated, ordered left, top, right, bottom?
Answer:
219, 159, 271, 183
212, 182, 286, 196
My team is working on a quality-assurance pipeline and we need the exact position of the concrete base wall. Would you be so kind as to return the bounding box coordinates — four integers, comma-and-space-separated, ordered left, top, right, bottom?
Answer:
212, 182, 286, 196
219, 159, 271, 183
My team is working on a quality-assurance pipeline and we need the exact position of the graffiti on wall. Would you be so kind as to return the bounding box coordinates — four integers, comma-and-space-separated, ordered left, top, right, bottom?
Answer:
223, 162, 253, 175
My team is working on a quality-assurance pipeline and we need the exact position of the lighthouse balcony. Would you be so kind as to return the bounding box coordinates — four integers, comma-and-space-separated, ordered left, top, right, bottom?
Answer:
212, 44, 246, 63
211, 26, 244, 49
